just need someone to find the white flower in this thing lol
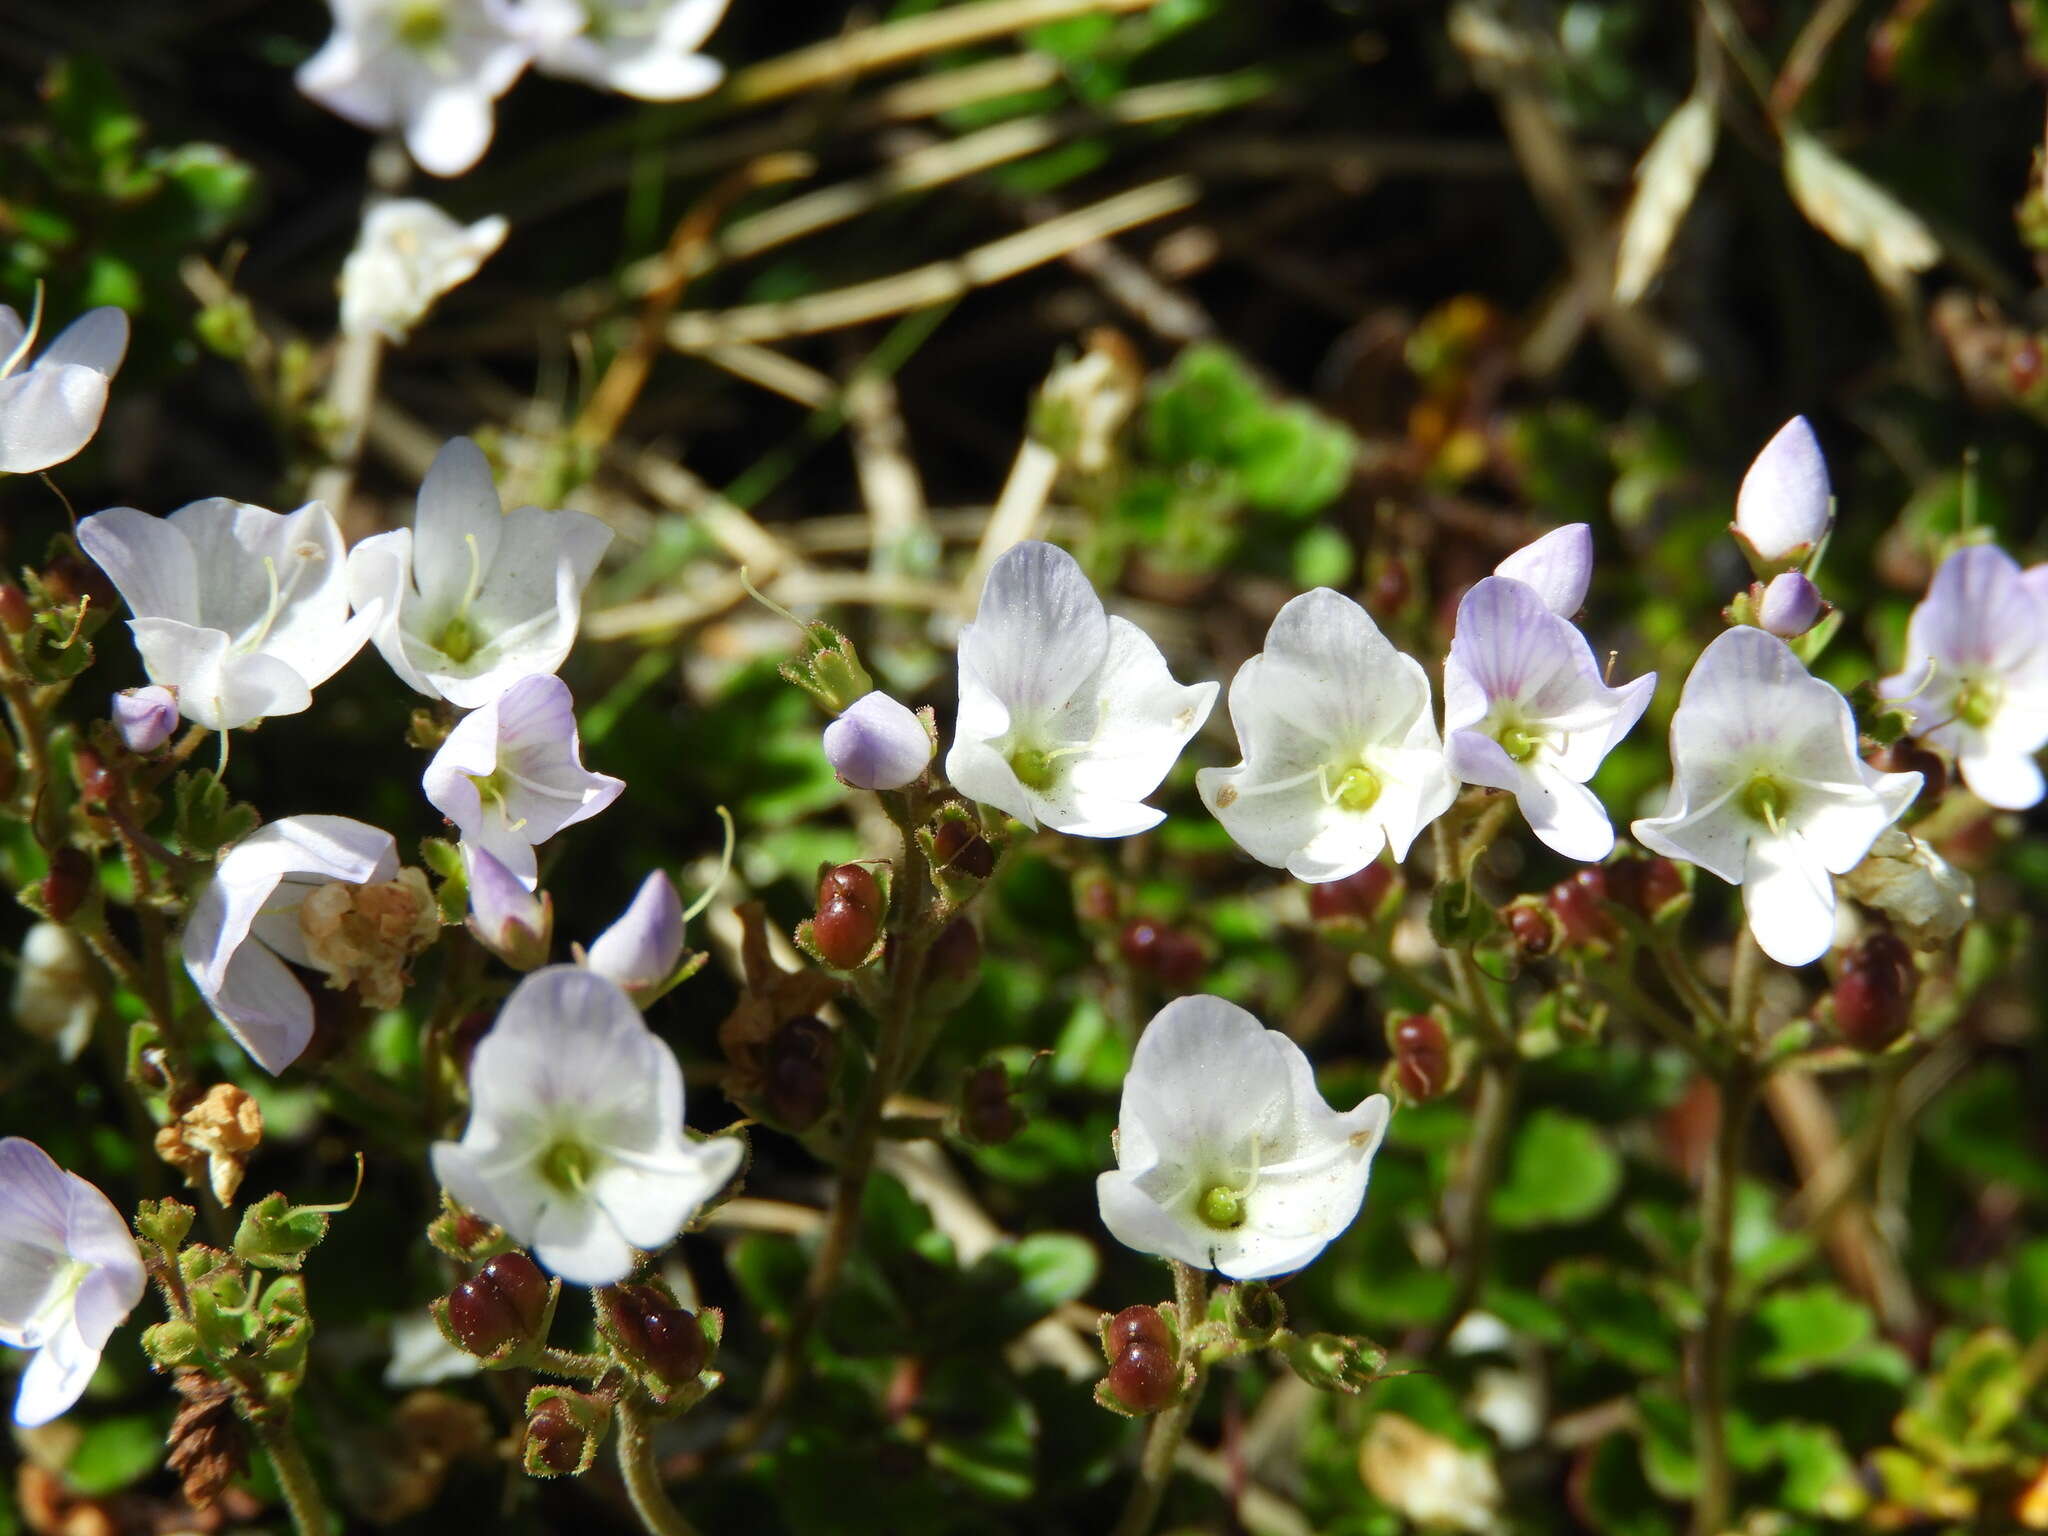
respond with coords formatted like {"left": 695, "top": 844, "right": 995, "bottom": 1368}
{"left": 946, "top": 541, "right": 1216, "bottom": 837}
{"left": 0, "top": 303, "right": 127, "bottom": 475}
{"left": 432, "top": 965, "right": 743, "bottom": 1285}
{"left": 346, "top": 437, "right": 612, "bottom": 707}
{"left": 296, "top": 0, "right": 532, "bottom": 177}
{"left": 341, "top": 199, "right": 509, "bottom": 343}
{"left": 1443, "top": 576, "right": 1654, "bottom": 862}
{"left": 512, "top": 0, "right": 729, "bottom": 99}
{"left": 1198, "top": 588, "right": 1455, "bottom": 882}
{"left": 182, "top": 815, "right": 413, "bottom": 1073}
{"left": 1734, "top": 416, "right": 1831, "bottom": 568}
{"left": 583, "top": 871, "right": 684, "bottom": 997}
{"left": 13, "top": 923, "right": 96, "bottom": 1061}
{"left": 423, "top": 673, "right": 622, "bottom": 888}
{"left": 824, "top": 690, "right": 932, "bottom": 790}
{"left": 1095, "top": 995, "right": 1391, "bottom": 1280}
{"left": 385, "top": 1309, "right": 481, "bottom": 1388}
{"left": 1492, "top": 523, "right": 1592, "bottom": 619}
{"left": 1632, "top": 627, "right": 1920, "bottom": 968}
{"left": 78, "top": 498, "right": 372, "bottom": 732}
{"left": 111, "top": 685, "right": 180, "bottom": 753}
{"left": 1878, "top": 544, "right": 2048, "bottom": 810}
{"left": 0, "top": 1138, "right": 145, "bottom": 1427}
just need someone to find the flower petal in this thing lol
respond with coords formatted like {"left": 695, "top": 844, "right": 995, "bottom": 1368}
{"left": 77, "top": 508, "right": 202, "bottom": 626}
{"left": 958, "top": 541, "right": 1109, "bottom": 728}
{"left": 0, "top": 364, "right": 109, "bottom": 473}
{"left": 1493, "top": 523, "right": 1592, "bottom": 618}
{"left": 1742, "top": 833, "right": 1837, "bottom": 967}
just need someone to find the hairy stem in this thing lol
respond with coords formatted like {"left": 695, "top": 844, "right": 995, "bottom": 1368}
{"left": 1111, "top": 1261, "right": 1210, "bottom": 1536}
{"left": 254, "top": 1414, "right": 330, "bottom": 1536}
{"left": 1692, "top": 1066, "right": 1754, "bottom": 1536}
{"left": 618, "top": 1396, "right": 703, "bottom": 1536}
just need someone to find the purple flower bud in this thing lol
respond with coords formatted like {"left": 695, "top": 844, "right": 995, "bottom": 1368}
{"left": 823, "top": 691, "right": 932, "bottom": 791}
{"left": 463, "top": 843, "right": 550, "bottom": 972}
{"left": 1735, "top": 417, "right": 1832, "bottom": 566}
{"left": 1493, "top": 523, "right": 1593, "bottom": 619}
{"left": 1757, "top": 571, "right": 1824, "bottom": 638}
{"left": 583, "top": 872, "right": 684, "bottom": 996}
{"left": 112, "top": 686, "right": 179, "bottom": 753}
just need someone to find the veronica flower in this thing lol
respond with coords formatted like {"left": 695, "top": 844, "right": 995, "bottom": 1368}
{"left": 346, "top": 437, "right": 612, "bottom": 707}
{"left": 183, "top": 815, "right": 438, "bottom": 1073}
{"left": 0, "top": 303, "right": 128, "bottom": 475}
{"left": 463, "top": 842, "right": 551, "bottom": 970}
{"left": 1096, "top": 995, "right": 1391, "bottom": 1280}
{"left": 823, "top": 690, "right": 932, "bottom": 791}
{"left": 0, "top": 1139, "right": 146, "bottom": 1427}
{"left": 341, "top": 199, "right": 509, "bottom": 342}
{"left": 432, "top": 965, "right": 743, "bottom": 1285}
{"left": 1878, "top": 544, "right": 2048, "bottom": 810}
{"left": 1733, "top": 417, "right": 1831, "bottom": 570}
{"left": 945, "top": 541, "right": 1216, "bottom": 837}
{"left": 296, "top": 0, "right": 532, "bottom": 177}
{"left": 512, "top": 0, "right": 729, "bottom": 99}
{"left": 1492, "top": 523, "right": 1593, "bottom": 619}
{"left": 1443, "top": 576, "right": 1654, "bottom": 862}
{"left": 423, "top": 673, "right": 623, "bottom": 889}
{"left": 78, "top": 499, "right": 372, "bottom": 732}
{"left": 582, "top": 871, "right": 684, "bottom": 997}
{"left": 112, "top": 685, "right": 179, "bottom": 753}
{"left": 1198, "top": 588, "right": 1455, "bottom": 882}
{"left": 1633, "top": 627, "right": 1920, "bottom": 967}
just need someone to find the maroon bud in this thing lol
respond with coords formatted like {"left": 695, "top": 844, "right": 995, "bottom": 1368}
{"left": 1154, "top": 930, "right": 1206, "bottom": 988}
{"left": 813, "top": 864, "right": 884, "bottom": 968}
{"left": 40, "top": 552, "right": 116, "bottom": 613}
{"left": 1393, "top": 1015, "right": 1450, "bottom": 1101}
{"left": 524, "top": 1399, "right": 587, "bottom": 1477}
{"left": 960, "top": 1064, "right": 1021, "bottom": 1145}
{"left": 1119, "top": 919, "right": 1167, "bottom": 970}
{"left": 607, "top": 1283, "right": 707, "bottom": 1385}
{"left": 1106, "top": 1305, "right": 1171, "bottom": 1357}
{"left": 765, "top": 1015, "right": 836, "bottom": 1130}
{"left": 1865, "top": 740, "right": 1947, "bottom": 813}
{"left": 0, "top": 584, "right": 30, "bottom": 636}
{"left": 73, "top": 746, "right": 115, "bottom": 806}
{"left": 1307, "top": 864, "right": 1397, "bottom": 926}
{"left": 1546, "top": 868, "right": 1614, "bottom": 948}
{"left": 446, "top": 1253, "right": 549, "bottom": 1357}
{"left": 1606, "top": 856, "right": 1685, "bottom": 919}
{"left": 453, "top": 1212, "right": 493, "bottom": 1251}
{"left": 926, "top": 917, "right": 981, "bottom": 989}
{"left": 1106, "top": 1342, "right": 1178, "bottom": 1414}
{"left": 40, "top": 847, "right": 92, "bottom": 921}
{"left": 1834, "top": 932, "right": 1915, "bottom": 1052}
{"left": 1502, "top": 901, "right": 1556, "bottom": 959}
{"left": 931, "top": 819, "right": 995, "bottom": 880}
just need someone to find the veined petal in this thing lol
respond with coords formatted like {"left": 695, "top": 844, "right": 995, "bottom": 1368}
{"left": 39, "top": 308, "right": 128, "bottom": 377}
{"left": 1958, "top": 749, "right": 2044, "bottom": 811}
{"left": 1742, "top": 833, "right": 1836, "bottom": 967}
{"left": 590, "top": 1135, "right": 741, "bottom": 1250}
{"left": 77, "top": 508, "right": 202, "bottom": 626}
{"left": 1493, "top": 523, "right": 1592, "bottom": 618}
{"left": 584, "top": 872, "right": 685, "bottom": 993}
{"left": 958, "top": 541, "right": 1110, "bottom": 728}
{"left": 0, "top": 364, "right": 109, "bottom": 474}
{"left": 413, "top": 438, "right": 508, "bottom": 619}
{"left": 1632, "top": 779, "right": 1748, "bottom": 887}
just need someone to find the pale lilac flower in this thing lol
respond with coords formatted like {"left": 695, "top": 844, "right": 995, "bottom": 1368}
{"left": 296, "top": 0, "right": 532, "bottom": 177}
{"left": 1198, "top": 589, "right": 1455, "bottom": 882}
{"left": 432, "top": 965, "right": 743, "bottom": 1285}
{"left": 112, "top": 686, "right": 179, "bottom": 753}
{"left": 946, "top": 541, "right": 1216, "bottom": 838}
{"left": 1733, "top": 416, "right": 1831, "bottom": 569}
{"left": 182, "top": 815, "right": 401, "bottom": 1073}
{"left": 1096, "top": 995, "right": 1391, "bottom": 1280}
{"left": 1879, "top": 544, "right": 2048, "bottom": 810}
{"left": 824, "top": 690, "right": 931, "bottom": 790}
{"left": 79, "top": 499, "right": 372, "bottom": 732}
{"left": 1633, "top": 628, "right": 1920, "bottom": 967}
{"left": 341, "top": 199, "right": 509, "bottom": 342}
{"left": 0, "top": 1139, "right": 145, "bottom": 1427}
{"left": 463, "top": 842, "right": 551, "bottom": 970}
{"left": 583, "top": 871, "right": 684, "bottom": 996}
{"left": 346, "top": 437, "right": 612, "bottom": 707}
{"left": 13, "top": 923, "right": 95, "bottom": 1061}
{"left": 423, "top": 673, "right": 623, "bottom": 889}
{"left": 1756, "top": 570, "right": 1823, "bottom": 638}
{"left": 1443, "top": 576, "right": 1654, "bottom": 862}
{"left": 0, "top": 304, "right": 127, "bottom": 475}
{"left": 1492, "top": 523, "right": 1592, "bottom": 619}
{"left": 512, "top": 0, "right": 729, "bottom": 99}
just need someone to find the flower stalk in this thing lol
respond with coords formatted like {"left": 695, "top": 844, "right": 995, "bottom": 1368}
{"left": 1110, "top": 1261, "right": 1210, "bottom": 1536}
{"left": 617, "top": 1394, "right": 703, "bottom": 1536}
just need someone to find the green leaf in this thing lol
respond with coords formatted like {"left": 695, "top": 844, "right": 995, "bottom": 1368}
{"left": 1895, "top": 1328, "right": 2027, "bottom": 1472}
{"left": 1551, "top": 1260, "right": 1680, "bottom": 1375}
{"left": 1770, "top": 1422, "right": 1866, "bottom": 1520}
{"left": 1233, "top": 405, "right": 1356, "bottom": 515}
{"left": 66, "top": 1413, "right": 165, "bottom": 1495}
{"left": 1581, "top": 1432, "right": 1679, "bottom": 1536}
{"left": 2005, "top": 1239, "right": 2048, "bottom": 1339}
{"left": 966, "top": 1233, "right": 1097, "bottom": 1342}
{"left": 1492, "top": 1109, "right": 1622, "bottom": 1230}
{"left": 922, "top": 1361, "right": 1038, "bottom": 1501}
{"left": 1747, "top": 1285, "right": 1874, "bottom": 1378}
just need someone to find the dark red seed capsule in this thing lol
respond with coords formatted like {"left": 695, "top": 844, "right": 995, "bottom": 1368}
{"left": 1503, "top": 902, "right": 1555, "bottom": 958}
{"left": 1393, "top": 1015, "right": 1450, "bottom": 1102}
{"left": 812, "top": 896, "right": 877, "bottom": 969}
{"left": 73, "top": 747, "right": 115, "bottom": 806}
{"left": 446, "top": 1252, "right": 549, "bottom": 1356}
{"left": 40, "top": 848, "right": 92, "bottom": 922}
{"left": 1834, "top": 932, "right": 1915, "bottom": 1052}
{"left": 765, "top": 1015, "right": 835, "bottom": 1130}
{"left": 1107, "top": 1342, "right": 1178, "bottom": 1414}
{"left": 1606, "top": 856, "right": 1685, "bottom": 919}
{"left": 1547, "top": 867, "right": 1613, "bottom": 948}
{"left": 931, "top": 819, "right": 995, "bottom": 879}
{"left": 926, "top": 917, "right": 981, "bottom": 989}
{"left": 1106, "top": 1305, "right": 1171, "bottom": 1357}
{"left": 608, "top": 1283, "right": 707, "bottom": 1384}
{"left": 0, "top": 585, "right": 30, "bottom": 636}
{"left": 1866, "top": 741, "right": 1947, "bottom": 812}
{"left": 1307, "top": 864, "right": 1396, "bottom": 925}
{"left": 525, "top": 1400, "right": 585, "bottom": 1476}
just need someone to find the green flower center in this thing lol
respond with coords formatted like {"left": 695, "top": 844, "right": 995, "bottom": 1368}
{"left": 1332, "top": 764, "right": 1382, "bottom": 813}
{"left": 539, "top": 1138, "right": 597, "bottom": 1194}
{"left": 394, "top": 0, "right": 447, "bottom": 49}
{"left": 1741, "top": 774, "right": 1790, "bottom": 830}
{"left": 1197, "top": 1184, "right": 1247, "bottom": 1230}
{"left": 437, "top": 612, "right": 480, "bottom": 664}
{"left": 1954, "top": 677, "right": 2000, "bottom": 730}
{"left": 1009, "top": 747, "right": 1057, "bottom": 791}
{"left": 1497, "top": 724, "right": 1540, "bottom": 763}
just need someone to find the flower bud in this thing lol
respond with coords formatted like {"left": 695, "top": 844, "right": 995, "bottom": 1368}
{"left": 1392, "top": 1015, "right": 1450, "bottom": 1102}
{"left": 823, "top": 690, "right": 932, "bottom": 790}
{"left": 1104, "top": 1341, "right": 1178, "bottom": 1414}
{"left": 1307, "top": 864, "right": 1398, "bottom": 927}
{"left": 1104, "top": 1304, "right": 1172, "bottom": 1358}
{"left": 1756, "top": 570, "right": 1824, "bottom": 638}
{"left": 1545, "top": 868, "right": 1614, "bottom": 948}
{"left": 463, "top": 844, "right": 550, "bottom": 972}
{"left": 603, "top": 1283, "right": 708, "bottom": 1388}
{"left": 959, "top": 1062, "right": 1022, "bottom": 1145}
{"left": 113, "top": 685, "right": 180, "bottom": 753}
{"left": 1833, "top": 931, "right": 1915, "bottom": 1051}
{"left": 931, "top": 818, "right": 996, "bottom": 880}
{"left": 523, "top": 1390, "right": 606, "bottom": 1478}
{"left": 1733, "top": 416, "right": 1831, "bottom": 569}
{"left": 1119, "top": 919, "right": 1205, "bottom": 988}
{"left": 782, "top": 621, "right": 875, "bottom": 715}
{"left": 40, "top": 848, "right": 93, "bottom": 922}
{"left": 813, "top": 864, "right": 884, "bottom": 970}
{"left": 584, "top": 871, "right": 684, "bottom": 996}
{"left": 1226, "top": 1281, "right": 1286, "bottom": 1345}
{"left": 764, "top": 1016, "right": 836, "bottom": 1130}
{"left": 0, "top": 584, "right": 30, "bottom": 636}
{"left": 1604, "top": 855, "right": 1687, "bottom": 921}
{"left": 72, "top": 746, "right": 114, "bottom": 806}
{"left": 444, "top": 1253, "right": 551, "bottom": 1359}
{"left": 1501, "top": 899, "right": 1557, "bottom": 959}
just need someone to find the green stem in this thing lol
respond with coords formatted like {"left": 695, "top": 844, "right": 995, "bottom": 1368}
{"left": 1692, "top": 1065, "right": 1754, "bottom": 1536}
{"left": 618, "top": 1395, "right": 703, "bottom": 1536}
{"left": 1111, "top": 1262, "right": 1210, "bottom": 1536}
{"left": 1436, "top": 1051, "right": 1519, "bottom": 1344}
{"left": 254, "top": 1414, "right": 330, "bottom": 1536}
{"left": 1650, "top": 933, "right": 1730, "bottom": 1038}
